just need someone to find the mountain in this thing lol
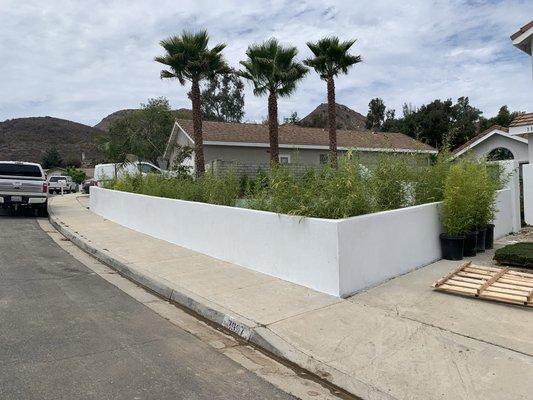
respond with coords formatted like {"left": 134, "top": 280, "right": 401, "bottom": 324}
{"left": 94, "top": 108, "right": 193, "bottom": 132}
{"left": 299, "top": 103, "right": 367, "bottom": 130}
{"left": 0, "top": 116, "right": 105, "bottom": 166}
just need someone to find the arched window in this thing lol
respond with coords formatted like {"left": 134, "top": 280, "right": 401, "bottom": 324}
{"left": 487, "top": 147, "right": 514, "bottom": 161}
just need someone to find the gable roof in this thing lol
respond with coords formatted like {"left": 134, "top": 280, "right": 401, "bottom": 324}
{"left": 511, "top": 21, "right": 533, "bottom": 41}
{"left": 451, "top": 125, "right": 527, "bottom": 158}
{"left": 168, "top": 119, "right": 437, "bottom": 155}
{"left": 510, "top": 112, "right": 533, "bottom": 127}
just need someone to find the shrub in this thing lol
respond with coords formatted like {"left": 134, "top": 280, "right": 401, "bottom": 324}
{"left": 66, "top": 167, "right": 86, "bottom": 184}
{"left": 441, "top": 158, "right": 486, "bottom": 236}
{"left": 369, "top": 154, "right": 412, "bottom": 211}
{"left": 413, "top": 150, "right": 452, "bottom": 204}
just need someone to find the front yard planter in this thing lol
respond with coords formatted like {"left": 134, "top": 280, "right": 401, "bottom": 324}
{"left": 440, "top": 234, "right": 465, "bottom": 260}
{"left": 476, "top": 228, "right": 487, "bottom": 253}
{"left": 463, "top": 231, "right": 478, "bottom": 257}
{"left": 485, "top": 224, "right": 495, "bottom": 249}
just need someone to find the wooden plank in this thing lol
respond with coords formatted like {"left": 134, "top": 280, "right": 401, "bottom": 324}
{"left": 433, "top": 262, "right": 470, "bottom": 287}
{"left": 477, "top": 267, "right": 508, "bottom": 296}
{"left": 526, "top": 288, "right": 533, "bottom": 304}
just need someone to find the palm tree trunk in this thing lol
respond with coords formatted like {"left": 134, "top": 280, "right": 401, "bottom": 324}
{"left": 268, "top": 91, "right": 279, "bottom": 165}
{"left": 327, "top": 76, "right": 337, "bottom": 168}
{"left": 191, "top": 79, "right": 205, "bottom": 177}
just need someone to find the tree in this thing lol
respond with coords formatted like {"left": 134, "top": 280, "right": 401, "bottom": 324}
{"left": 366, "top": 98, "right": 386, "bottom": 129}
{"left": 103, "top": 97, "right": 174, "bottom": 165}
{"left": 447, "top": 96, "right": 482, "bottom": 149}
{"left": 155, "top": 30, "right": 229, "bottom": 176}
{"left": 239, "top": 38, "right": 308, "bottom": 164}
{"left": 195, "top": 74, "right": 245, "bottom": 122}
{"left": 479, "top": 105, "right": 521, "bottom": 131}
{"left": 41, "top": 147, "right": 63, "bottom": 169}
{"left": 304, "top": 37, "right": 361, "bottom": 167}
{"left": 284, "top": 111, "right": 300, "bottom": 124}
{"left": 66, "top": 167, "right": 86, "bottom": 184}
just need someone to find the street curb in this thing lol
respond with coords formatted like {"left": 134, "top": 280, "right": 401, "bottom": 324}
{"left": 48, "top": 201, "right": 393, "bottom": 400}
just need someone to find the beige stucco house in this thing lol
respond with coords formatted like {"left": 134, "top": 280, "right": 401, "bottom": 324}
{"left": 163, "top": 119, "right": 437, "bottom": 173}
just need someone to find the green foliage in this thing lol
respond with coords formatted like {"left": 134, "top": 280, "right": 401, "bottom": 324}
{"left": 303, "top": 37, "right": 362, "bottom": 80}
{"left": 479, "top": 105, "right": 521, "bottom": 131}
{"left": 41, "top": 147, "right": 63, "bottom": 169}
{"left": 169, "top": 145, "right": 193, "bottom": 177}
{"left": 494, "top": 242, "right": 533, "bottom": 268}
{"left": 66, "top": 167, "right": 86, "bottom": 184}
{"left": 413, "top": 151, "right": 452, "bottom": 204}
{"left": 103, "top": 97, "right": 174, "bottom": 164}
{"left": 369, "top": 154, "right": 413, "bottom": 211}
{"left": 250, "top": 155, "right": 373, "bottom": 219}
{"left": 155, "top": 30, "right": 230, "bottom": 84}
{"left": 239, "top": 38, "right": 308, "bottom": 98}
{"left": 441, "top": 158, "right": 500, "bottom": 236}
{"left": 365, "top": 98, "right": 386, "bottom": 129}
{"left": 196, "top": 74, "right": 245, "bottom": 122}
{"left": 113, "top": 170, "right": 240, "bottom": 207}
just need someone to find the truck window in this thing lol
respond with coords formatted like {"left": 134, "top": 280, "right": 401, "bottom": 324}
{"left": 0, "top": 163, "right": 42, "bottom": 177}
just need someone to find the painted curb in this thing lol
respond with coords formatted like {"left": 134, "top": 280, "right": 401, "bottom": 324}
{"left": 48, "top": 200, "right": 392, "bottom": 400}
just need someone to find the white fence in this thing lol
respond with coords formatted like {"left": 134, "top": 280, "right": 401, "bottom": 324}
{"left": 90, "top": 161, "right": 520, "bottom": 297}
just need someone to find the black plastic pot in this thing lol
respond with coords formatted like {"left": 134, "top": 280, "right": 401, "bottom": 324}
{"left": 476, "top": 228, "right": 487, "bottom": 253}
{"left": 440, "top": 234, "right": 465, "bottom": 260}
{"left": 464, "top": 231, "right": 478, "bottom": 257}
{"left": 485, "top": 224, "right": 495, "bottom": 250}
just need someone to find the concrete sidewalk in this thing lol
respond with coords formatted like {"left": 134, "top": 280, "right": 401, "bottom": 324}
{"left": 49, "top": 194, "right": 533, "bottom": 400}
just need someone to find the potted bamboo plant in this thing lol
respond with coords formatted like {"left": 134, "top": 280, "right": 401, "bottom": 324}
{"left": 440, "top": 161, "right": 475, "bottom": 260}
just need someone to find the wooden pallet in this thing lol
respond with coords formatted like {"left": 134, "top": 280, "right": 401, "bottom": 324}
{"left": 432, "top": 262, "right": 533, "bottom": 307}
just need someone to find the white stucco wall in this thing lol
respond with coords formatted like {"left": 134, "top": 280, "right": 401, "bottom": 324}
{"left": 458, "top": 133, "right": 529, "bottom": 163}
{"left": 91, "top": 162, "right": 519, "bottom": 297}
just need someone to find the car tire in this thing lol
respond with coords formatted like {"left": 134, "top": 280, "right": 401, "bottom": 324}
{"left": 37, "top": 204, "right": 48, "bottom": 217}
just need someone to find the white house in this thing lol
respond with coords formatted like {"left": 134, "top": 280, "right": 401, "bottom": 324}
{"left": 451, "top": 115, "right": 533, "bottom": 163}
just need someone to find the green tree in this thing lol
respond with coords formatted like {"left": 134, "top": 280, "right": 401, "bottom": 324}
{"left": 447, "top": 96, "right": 482, "bottom": 149}
{"left": 103, "top": 97, "right": 174, "bottom": 165}
{"left": 366, "top": 98, "right": 386, "bottom": 129}
{"left": 41, "top": 147, "right": 63, "bottom": 169}
{"left": 155, "top": 30, "right": 229, "bottom": 176}
{"left": 479, "top": 105, "right": 521, "bottom": 131}
{"left": 195, "top": 74, "right": 245, "bottom": 122}
{"left": 304, "top": 37, "right": 361, "bottom": 167}
{"left": 239, "top": 38, "right": 308, "bottom": 164}
{"left": 66, "top": 167, "right": 86, "bottom": 184}
{"left": 283, "top": 111, "right": 300, "bottom": 124}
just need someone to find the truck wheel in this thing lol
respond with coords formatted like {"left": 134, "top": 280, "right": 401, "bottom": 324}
{"left": 37, "top": 205, "right": 48, "bottom": 217}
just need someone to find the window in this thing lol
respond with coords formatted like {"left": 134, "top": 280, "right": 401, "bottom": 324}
{"left": 319, "top": 154, "right": 329, "bottom": 165}
{"left": 0, "top": 163, "right": 42, "bottom": 177}
{"left": 140, "top": 163, "right": 160, "bottom": 173}
{"left": 279, "top": 154, "right": 291, "bottom": 164}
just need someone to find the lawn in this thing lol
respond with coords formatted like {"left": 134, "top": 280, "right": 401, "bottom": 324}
{"left": 494, "top": 242, "right": 533, "bottom": 269}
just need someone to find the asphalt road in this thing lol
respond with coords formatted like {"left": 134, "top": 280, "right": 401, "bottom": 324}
{"left": 0, "top": 214, "right": 295, "bottom": 400}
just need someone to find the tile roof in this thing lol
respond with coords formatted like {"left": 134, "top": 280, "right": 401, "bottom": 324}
{"left": 175, "top": 119, "right": 437, "bottom": 153}
{"left": 452, "top": 125, "right": 508, "bottom": 155}
{"left": 509, "top": 112, "right": 533, "bottom": 127}
{"left": 511, "top": 21, "right": 533, "bottom": 40}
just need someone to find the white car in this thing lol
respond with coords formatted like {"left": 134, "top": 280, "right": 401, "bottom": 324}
{"left": 47, "top": 175, "right": 76, "bottom": 194}
{"left": 93, "top": 161, "right": 162, "bottom": 183}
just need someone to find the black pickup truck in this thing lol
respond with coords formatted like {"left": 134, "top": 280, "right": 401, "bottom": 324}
{"left": 0, "top": 161, "right": 48, "bottom": 216}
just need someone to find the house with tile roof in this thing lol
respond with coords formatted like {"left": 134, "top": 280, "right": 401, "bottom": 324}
{"left": 451, "top": 113, "right": 533, "bottom": 163}
{"left": 511, "top": 20, "right": 533, "bottom": 79}
{"left": 163, "top": 119, "right": 437, "bottom": 173}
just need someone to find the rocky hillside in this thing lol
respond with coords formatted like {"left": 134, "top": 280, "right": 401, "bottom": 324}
{"left": 95, "top": 108, "right": 192, "bottom": 131}
{"left": 299, "top": 103, "right": 367, "bottom": 130}
{"left": 0, "top": 116, "right": 105, "bottom": 165}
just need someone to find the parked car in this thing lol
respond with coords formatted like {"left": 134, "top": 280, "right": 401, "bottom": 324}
{"left": 93, "top": 161, "right": 162, "bottom": 183}
{"left": 0, "top": 161, "right": 48, "bottom": 216}
{"left": 47, "top": 175, "right": 76, "bottom": 194}
{"left": 82, "top": 179, "right": 98, "bottom": 194}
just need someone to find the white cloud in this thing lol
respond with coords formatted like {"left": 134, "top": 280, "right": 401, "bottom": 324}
{"left": 0, "top": 0, "right": 531, "bottom": 126}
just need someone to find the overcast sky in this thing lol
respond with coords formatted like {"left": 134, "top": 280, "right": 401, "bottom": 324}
{"left": 0, "top": 0, "right": 531, "bottom": 126}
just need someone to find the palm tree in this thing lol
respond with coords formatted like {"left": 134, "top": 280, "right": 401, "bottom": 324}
{"left": 155, "top": 30, "right": 229, "bottom": 176}
{"left": 239, "top": 38, "right": 308, "bottom": 164}
{"left": 304, "top": 37, "right": 362, "bottom": 167}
